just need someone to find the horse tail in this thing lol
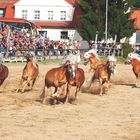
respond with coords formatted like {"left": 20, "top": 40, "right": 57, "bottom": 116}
{"left": 36, "top": 84, "right": 45, "bottom": 103}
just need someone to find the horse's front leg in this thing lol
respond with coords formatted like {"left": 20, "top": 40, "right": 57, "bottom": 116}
{"left": 65, "top": 83, "right": 71, "bottom": 103}
{"left": 75, "top": 86, "right": 80, "bottom": 100}
{"left": 16, "top": 78, "right": 24, "bottom": 93}
{"left": 21, "top": 78, "right": 31, "bottom": 93}
{"left": 29, "top": 79, "right": 34, "bottom": 90}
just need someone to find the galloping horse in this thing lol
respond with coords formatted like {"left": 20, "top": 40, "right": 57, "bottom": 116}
{"left": 87, "top": 55, "right": 117, "bottom": 96}
{"left": 66, "top": 65, "right": 85, "bottom": 102}
{"left": 0, "top": 53, "right": 9, "bottom": 87}
{"left": 0, "top": 64, "right": 9, "bottom": 86}
{"left": 36, "top": 61, "right": 85, "bottom": 103}
{"left": 16, "top": 53, "right": 39, "bottom": 93}
{"left": 125, "top": 52, "right": 140, "bottom": 87}
{"left": 37, "top": 52, "right": 85, "bottom": 103}
{"left": 84, "top": 49, "right": 106, "bottom": 72}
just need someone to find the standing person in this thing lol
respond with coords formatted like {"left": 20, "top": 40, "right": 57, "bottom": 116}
{"left": 135, "top": 45, "right": 140, "bottom": 56}
{"left": 74, "top": 40, "right": 80, "bottom": 50}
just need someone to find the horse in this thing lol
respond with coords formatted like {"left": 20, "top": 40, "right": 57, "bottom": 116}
{"left": 36, "top": 60, "right": 85, "bottom": 103}
{"left": 0, "top": 64, "right": 9, "bottom": 86}
{"left": 16, "top": 53, "right": 39, "bottom": 93}
{"left": 87, "top": 56, "right": 117, "bottom": 96}
{"left": 125, "top": 52, "right": 140, "bottom": 87}
{"left": 83, "top": 49, "right": 106, "bottom": 72}
{"left": 0, "top": 53, "right": 9, "bottom": 87}
{"left": 66, "top": 66, "right": 85, "bottom": 102}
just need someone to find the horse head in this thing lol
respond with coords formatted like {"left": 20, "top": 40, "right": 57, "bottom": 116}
{"left": 65, "top": 60, "right": 77, "bottom": 78}
{"left": 107, "top": 55, "right": 117, "bottom": 74}
{"left": 83, "top": 49, "right": 99, "bottom": 65}
{"left": 84, "top": 49, "right": 99, "bottom": 59}
{"left": 25, "top": 52, "right": 34, "bottom": 61}
{"left": 125, "top": 52, "right": 140, "bottom": 64}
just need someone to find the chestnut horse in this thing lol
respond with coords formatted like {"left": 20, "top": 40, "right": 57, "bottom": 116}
{"left": 66, "top": 66, "right": 85, "bottom": 102}
{"left": 16, "top": 53, "right": 39, "bottom": 93}
{"left": 87, "top": 56, "right": 116, "bottom": 96}
{"left": 126, "top": 52, "right": 140, "bottom": 87}
{"left": 0, "top": 64, "right": 9, "bottom": 86}
{"left": 36, "top": 61, "right": 85, "bottom": 103}
{"left": 84, "top": 49, "right": 106, "bottom": 72}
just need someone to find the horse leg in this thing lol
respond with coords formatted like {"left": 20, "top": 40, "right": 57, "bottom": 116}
{"left": 99, "top": 78, "right": 103, "bottom": 96}
{"left": 51, "top": 87, "right": 58, "bottom": 97}
{"left": 36, "top": 84, "right": 46, "bottom": 103}
{"left": 16, "top": 79, "right": 24, "bottom": 93}
{"left": 21, "top": 78, "right": 31, "bottom": 93}
{"left": 75, "top": 86, "right": 79, "bottom": 100}
{"left": 136, "top": 76, "right": 140, "bottom": 87}
{"left": 65, "top": 83, "right": 71, "bottom": 103}
{"left": 60, "top": 84, "right": 66, "bottom": 96}
{"left": 30, "top": 79, "right": 36, "bottom": 90}
{"left": 20, "top": 80, "right": 28, "bottom": 93}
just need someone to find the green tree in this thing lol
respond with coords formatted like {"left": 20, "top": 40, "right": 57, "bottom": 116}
{"left": 134, "top": 0, "right": 140, "bottom": 8}
{"left": 78, "top": 0, "right": 136, "bottom": 47}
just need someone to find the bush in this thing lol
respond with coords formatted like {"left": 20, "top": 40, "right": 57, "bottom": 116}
{"left": 122, "top": 43, "right": 133, "bottom": 58}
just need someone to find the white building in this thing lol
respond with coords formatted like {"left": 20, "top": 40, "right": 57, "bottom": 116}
{"left": 14, "top": 0, "right": 83, "bottom": 42}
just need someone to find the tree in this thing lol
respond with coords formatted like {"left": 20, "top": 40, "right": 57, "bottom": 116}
{"left": 134, "top": 0, "right": 140, "bottom": 8}
{"left": 77, "top": 0, "right": 136, "bottom": 47}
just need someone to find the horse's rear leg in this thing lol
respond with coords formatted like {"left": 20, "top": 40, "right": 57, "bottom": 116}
{"left": 99, "top": 79, "right": 103, "bottom": 96}
{"left": 136, "top": 77, "right": 140, "bottom": 87}
{"left": 36, "top": 84, "right": 46, "bottom": 103}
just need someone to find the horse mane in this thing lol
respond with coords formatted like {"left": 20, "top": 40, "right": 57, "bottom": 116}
{"left": 128, "top": 52, "right": 140, "bottom": 61}
{"left": 84, "top": 49, "right": 100, "bottom": 60}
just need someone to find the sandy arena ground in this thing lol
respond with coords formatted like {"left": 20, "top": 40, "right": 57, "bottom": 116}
{"left": 0, "top": 62, "right": 140, "bottom": 140}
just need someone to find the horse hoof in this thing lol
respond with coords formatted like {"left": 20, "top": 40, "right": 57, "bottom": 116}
{"left": 99, "top": 93, "right": 103, "bottom": 96}
{"left": 21, "top": 90, "right": 24, "bottom": 93}
{"left": 135, "top": 82, "right": 140, "bottom": 87}
{"left": 35, "top": 98, "right": 44, "bottom": 103}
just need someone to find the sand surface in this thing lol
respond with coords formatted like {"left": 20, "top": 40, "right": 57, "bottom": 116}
{"left": 0, "top": 62, "right": 140, "bottom": 140}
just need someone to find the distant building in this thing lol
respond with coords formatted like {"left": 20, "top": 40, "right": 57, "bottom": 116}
{"left": 0, "top": 0, "right": 140, "bottom": 47}
{"left": 129, "top": 9, "right": 140, "bottom": 45}
{"left": 0, "top": 0, "right": 83, "bottom": 42}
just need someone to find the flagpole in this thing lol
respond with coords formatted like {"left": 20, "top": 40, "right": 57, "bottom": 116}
{"left": 105, "top": 0, "right": 108, "bottom": 44}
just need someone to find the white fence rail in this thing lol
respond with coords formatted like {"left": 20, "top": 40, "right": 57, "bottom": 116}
{"left": 0, "top": 48, "right": 123, "bottom": 63}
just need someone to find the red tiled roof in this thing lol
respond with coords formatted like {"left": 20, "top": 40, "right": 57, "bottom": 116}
{"left": 34, "top": 21, "right": 74, "bottom": 28}
{"left": 0, "top": 0, "right": 19, "bottom": 4}
{"left": 66, "top": 0, "right": 80, "bottom": 5}
{"left": 130, "top": 9, "right": 140, "bottom": 32}
{"left": 0, "top": 0, "right": 19, "bottom": 18}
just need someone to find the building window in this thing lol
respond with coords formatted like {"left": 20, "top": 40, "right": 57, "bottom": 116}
{"left": 21, "top": 10, "right": 28, "bottom": 19}
{"left": 34, "top": 10, "right": 40, "bottom": 19}
{"left": 0, "top": 9, "right": 4, "bottom": 17}
{"left": 60, "top": 11, "right": 66, "bottom": 21}
{"left": 61, "top": 31, "right": 68, "bottom": 39}
{"left": 47, "top": 11, "right": 53, "bottom": 20}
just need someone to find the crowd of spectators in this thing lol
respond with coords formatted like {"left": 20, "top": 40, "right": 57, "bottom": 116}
{"left": 0, "top": 23, "right": 81, "bottom": 58}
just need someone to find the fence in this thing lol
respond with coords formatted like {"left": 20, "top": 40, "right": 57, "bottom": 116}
{"left": 0, "top": 48, "right": 123, "bottom": 63}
